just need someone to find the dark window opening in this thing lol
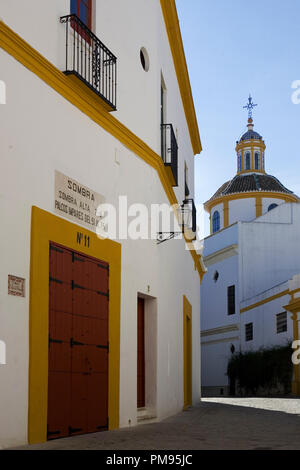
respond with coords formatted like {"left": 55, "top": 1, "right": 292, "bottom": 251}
{"left": 212, "top": 211, "right": 220, "bottom": 233}
{"left": 245, "top": 322, "right": 253, "bottom": 342}
{"left": 140, "top": 50, "right": 145, "bottom": 69}
{"left": 140, "top": 48, "right": 149, "bottom": 72}
{"left": 268, "top": 203, "right": 278, "bottom": 212}
{"left": 245, "top": 152, "right": 251, "bottom": 170}
{"left": 276, "top": 312, "right": 287, "bottom": 334}
{"left": 227, "top": 285, "right": 235, "bottom": 315}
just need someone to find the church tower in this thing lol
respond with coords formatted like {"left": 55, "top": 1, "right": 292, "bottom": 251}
{"left": 204, "top": 96, "right": 299, "bottom": 234}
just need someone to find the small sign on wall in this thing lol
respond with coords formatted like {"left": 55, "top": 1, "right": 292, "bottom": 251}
{"left": 54, "top": 170, "right": 105, "bottom": 232}
{"left": 8, "top": 275, "right": 25, "bottom": 297}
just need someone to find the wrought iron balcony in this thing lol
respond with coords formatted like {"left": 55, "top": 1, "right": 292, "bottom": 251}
{"left": 182, "top": 198, "right": 196, "bottom": 240}
{"left": 161, "top": 123, "right": 178, "bottom": 187}
{"left": 185, "top": 180, "right": 190, "bottom": 198}
{"left": 60, "top": 14, "right": 117, "bottom": 111}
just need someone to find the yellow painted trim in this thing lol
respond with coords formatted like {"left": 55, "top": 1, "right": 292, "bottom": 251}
{"left": 0, "top": 20, "right": 205, "bottom": 281}
{"left": 223, "top": 200, "right": 229, "bottom": 228}
{"left": 283, "top": 298, "right": 300, "bottom": 316}
{"left": 183, "top": 295, "right": 192, "bottom": 409}
{"left": 28, "top": 207, "right": 121, "bottom": 444}
{"left": 235, "top": 140, "right": 266, "bottom": 153}
{"left": 240, "top": 289, "right": 289, "bottom": 314}
{"left": 160, "top": 0, "right": 202, "bottom": 155}
{"left": 205, "top": 191, "right": 298, "bottom": 213}
{"left": 256, "top": 196, "right": 262, "bottom": 218}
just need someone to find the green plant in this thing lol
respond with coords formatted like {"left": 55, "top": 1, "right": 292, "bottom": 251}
{"left": 227, "top": 343, "right": 293, "bottom": 395}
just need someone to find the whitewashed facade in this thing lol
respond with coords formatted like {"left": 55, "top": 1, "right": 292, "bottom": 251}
{"left": 0, "top": 0, "right": 204, "bottom": 448}
{"left": 201, "top": 117, "right": 299, "bottom": 396}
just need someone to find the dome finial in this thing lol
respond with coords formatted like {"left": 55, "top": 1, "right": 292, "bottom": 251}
{"left": 243, "top": 94, "right": 257, "bottom": 120}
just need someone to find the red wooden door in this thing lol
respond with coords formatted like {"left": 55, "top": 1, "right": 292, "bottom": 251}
{"left": 48, "top": 243, "right": 109, "bottom": 440}
{"left": 137, "top": 298, "right": 145, "bottom": 408}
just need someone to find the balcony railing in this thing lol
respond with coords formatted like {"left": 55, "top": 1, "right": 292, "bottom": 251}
{"left": 185, "top": 180, "right": 190, "bottom": 197}
{"left": 182, "top": 198, "right": 197, "bottom": 239}
{"left": 161, "top": 123, "right": 178, "bottom": 187}
{"left": 60, "top": 14, "right": 117, "bottom": 110}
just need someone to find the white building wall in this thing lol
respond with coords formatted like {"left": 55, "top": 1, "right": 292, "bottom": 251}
{"left": 201, "top": 255, "right": 239, "bottom": 332}
{"left": 201, "top": 339, "right": 239, "bottom": 393}
{"left": 201, "top": 223, "right": 240, "bottom": 392}
{"left": 261, "top": 197, "right": 286, "bottom": 216}
{"left": 240, "top": 283, "right": 292, "bottom": 352}
{"left": 228, "top": 197, "right": 256, "bottom": 225}
{"left": 240, "top": 203, "right": 300, "bottom": 301}
{"left": 0, "top": 0, "right": 195, "bottom": 205}
{"left": 0, "top": 1, "right": 201, "bottom": 448}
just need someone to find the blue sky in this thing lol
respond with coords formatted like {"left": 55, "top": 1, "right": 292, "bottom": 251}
{"left": 176, "top": 0, "right": 300, "bottom": 237}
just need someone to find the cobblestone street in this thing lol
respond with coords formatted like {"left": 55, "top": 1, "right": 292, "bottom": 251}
{"left": 14, "top": 398, "right": 300, "bottom": 450}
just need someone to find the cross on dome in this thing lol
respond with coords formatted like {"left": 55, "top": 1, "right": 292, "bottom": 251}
{"left": 243, "top": 94, "right": 257, "bottom": 119}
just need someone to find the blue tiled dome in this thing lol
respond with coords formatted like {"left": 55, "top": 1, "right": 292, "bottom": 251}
{"left": 240, "top": 130, "right": 262, "bottom": 141}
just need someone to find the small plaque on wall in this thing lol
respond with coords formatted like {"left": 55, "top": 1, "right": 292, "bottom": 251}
{"left": 8, "top": 275, "right": 25, "bottom": 297}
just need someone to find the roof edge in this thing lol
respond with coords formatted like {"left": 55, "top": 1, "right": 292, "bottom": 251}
{"left": 160, "top": 0, "right": 202, "bottom": 155}
{"left": 204, "top": 191, "right": 299, "bottom": 212}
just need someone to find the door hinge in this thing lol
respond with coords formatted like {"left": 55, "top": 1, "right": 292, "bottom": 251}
{"left": 47, "top": 426, "right": 61, "bottom": 438}
{"left": 71, "top": 280, "right": 86, "bottom": 291}
{"left": 96, "top": 342, "right": 109, "bottom": 352}
{"left": 96, "top": 418, "right": 109, "bottom": 431}
{"left": 49, "top": 276, "right": 63, "bottom": 285}
{"left": 50, "top": 245, "right": 64, "bottom": 254}
{"left": 49, "top": 336, "right": 63, "bottom": 345}
{"left": 97, "top": 290, "right": 109, "bottom": 299}
{"left": 68, "top": 426, "right": 83, "bottom": 435}
{"left": 70, "top": 337, "right": 85, "bottom": 347}
{"left": 97, "top": 262, "right": 109, "bottom": 272}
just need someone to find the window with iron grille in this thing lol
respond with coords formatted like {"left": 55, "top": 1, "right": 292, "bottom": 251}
{"left": 276, "top": 312, "right": 287, "bottom": 334}
{"left": 245, "top": 322, "right": 253, "bottom": 342}
{"left": 227, "top": 285, "right": 235, "bottom": 315}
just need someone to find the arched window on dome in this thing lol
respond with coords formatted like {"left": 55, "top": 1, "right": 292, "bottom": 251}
{"left": 238, "top": 154, "right": 242, "bottom": 172}
{"left": 212, "top": 211, "right": 220, "bottom": 233}
{"left": 245, "top": 152, "right": 251, "bottom": 170}
{"left": 255, "top": 152, "right": 260, "bottom": 170}
{"left": 268, "top": 203, "right": 278, "bottom": 212}
{"left": 262, "top": 152, "right": 265, "bottom": 170}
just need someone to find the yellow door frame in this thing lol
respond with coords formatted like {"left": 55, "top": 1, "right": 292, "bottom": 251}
{"left": 183, "top": 295, "right": 192, "bottom": 409}
{"left": 28, "top": 206, "right": 121, "bottom": 444}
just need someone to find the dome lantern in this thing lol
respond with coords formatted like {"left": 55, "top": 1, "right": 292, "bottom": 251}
{"left": 236, "top": 96, "right": 266, "bottom": 174}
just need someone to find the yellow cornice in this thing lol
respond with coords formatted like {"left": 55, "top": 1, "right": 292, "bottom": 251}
{"left": 160, "top": 0, "right": 202, "bottom": 155}
{"left": 283, "top": 298, "right": 300, "bottom": 315}
{"left": 241, "top": 289, "right": 290, "bottom": 314}
{"left": 236, "top": 140, "right": 265, "bottom": 150}
{"left": 0, "top": 20, "right": 205, "bottom": 280}
{"left": 204, "top": 191, "right": 299, "bottom": 213}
